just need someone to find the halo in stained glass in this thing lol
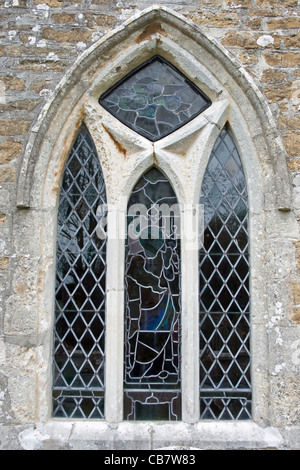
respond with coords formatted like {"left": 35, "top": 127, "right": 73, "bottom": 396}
{"left": 99, "top": 56, "right": 211, "bottom": 142}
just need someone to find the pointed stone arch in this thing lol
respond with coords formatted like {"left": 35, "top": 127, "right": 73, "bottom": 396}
{"left": 16, "top": 5, "right": 291, "bottom": 211}
{"left": 9, "top": 5, "right": 298, "bottom": 447}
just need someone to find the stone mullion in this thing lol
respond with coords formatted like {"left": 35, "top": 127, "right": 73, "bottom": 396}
{"left": 104, "top": 205, "right": 126, "bottom": 423}
{"left": 181, "top": 205, "right": 200, "bottom": 424}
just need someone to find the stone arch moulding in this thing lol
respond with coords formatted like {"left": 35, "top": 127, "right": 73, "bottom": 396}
{"left": 16, "top": 5, "right": 292, "bottom": 212}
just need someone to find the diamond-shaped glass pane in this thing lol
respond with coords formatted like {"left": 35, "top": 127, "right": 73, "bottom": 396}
{"left": 53, "top": 125, "right": 107, "bottom": 419}
{"left": 99, "top": 55, "right": 211, "bottom": 141}
{"left": 199, "top": 127, "right": 251, "bottom": 420}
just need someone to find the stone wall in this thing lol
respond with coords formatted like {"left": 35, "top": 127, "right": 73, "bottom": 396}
{"left": 0, "top": 0, "right": 299, "bottom": 450}
{"left": 1, "top": 1, "right": 300, "bottom": 178}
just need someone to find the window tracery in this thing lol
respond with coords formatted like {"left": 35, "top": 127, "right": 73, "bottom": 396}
{"left": 53, "top": 59, "right": 251, "bottom": 422}
{"left": 99, "top": 55, "right": 211, "bottom": 142}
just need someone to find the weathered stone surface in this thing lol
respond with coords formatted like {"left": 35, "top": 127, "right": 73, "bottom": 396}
{"left": 288, "top": 157, "right": 300, "bottom": 172}
{"left": 33, "top": 0, "right": 63, "bottom": 6}
{"left": 0, "top": 257, "right": 9, "bottom": 270}
{"left": 0, "top": 99, "right": 41, "bottom": 112}
{"left": 0, "top": 141, "right": 22, "bottom": 164}
{"left": 90, "top": 0, "right": 116, "bottom": 5}
{"left": 0, "top": 1, "right": 299, "bottom": 451}
{"left": 41, "top": 27, "right": 93, "bottom": 43}
{"left": 84, "top": 13, "right": 117, "bottom": 27}
{"left": 1, "top": 76, "right": 25, "bottom": 91}
{"left": 222, "top": 31, "right": 281, "bottom": 49}
{"left": 224, "top": 0, "right": 251, "bottom": 6}
{"left": 264, "top": 81, "right": 296, "bottom": 102}
{"left": 283, "top": 132, "right": 300, "bottom": 156}
{"left": 283, "top": 33, "right": 300, "bottom": 48}
{"left": 51, "top": 13, "right": 77, "bottom": 24}
{"left": 189, "top": 12, "right": 239, "bottom": 27}
{"left": 14, "top": 421, "right": 289, "bottom": 450}
{"left": 256, "top": 0, "right": 298, "bottom": 7}
{"left": 0, "top": 211, "right": 7, "bottom": 225}
{"left": 0, "top": 120, "right": 31, "bottom": 136}
{"left": 264, "top": 52, "right": 300, "bottom": 66}
{"left": 261, "top": 69, "right": 288, "bottom": 83}
{"left": 291, "top": 307, "right": 300, "bottom": 323}
{"left": 0, "top": 166, "right": 16, "bottom": 183}
{"left": 278, "top": 114, "right": 300, "bottom": 130}
{"left": 267, "top": 17, "right": 300, "bottom": 30}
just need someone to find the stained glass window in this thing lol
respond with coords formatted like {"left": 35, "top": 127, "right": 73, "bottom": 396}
{"left": 199, "top": 128, "right": 251, "bottom": 420}
{"left": 52, "top": 125, "right": 107, "bottom": 419}
{"left": 99, "top": 56, "right": 211, "bottom": 142}
{"left": 124, "top": 168, "right": 181, "bottom": 420}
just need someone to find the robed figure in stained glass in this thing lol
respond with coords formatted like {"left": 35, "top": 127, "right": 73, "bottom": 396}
{"left": 124, "top": 168, "right": 182, "bottom": 421}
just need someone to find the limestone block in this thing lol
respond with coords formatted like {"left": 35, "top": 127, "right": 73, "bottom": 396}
{"left": 4, "top": 257, "right": 40, "bottom": 336}
{"left": 270, "top": 375, "right": 300, "bottom": 427}
{"left": 8, "top": 374, "right": 36, "bottom": 422}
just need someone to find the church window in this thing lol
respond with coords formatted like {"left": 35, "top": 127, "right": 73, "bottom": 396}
{"left": 199, "top": 128, "right": 251, "bottom": 420}
{"left": 123, "top": 168, "right": 181, "bottom": 420}
{"left": 52, "top": 126, "right": 107, "bottom": 419}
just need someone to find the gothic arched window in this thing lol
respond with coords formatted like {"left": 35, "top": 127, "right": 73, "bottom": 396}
{"left": 199, "top": 128, "right": 251, "bottom": 420}
{"left": 52, "top": 56, "right": 251, "bottom": 423}
{"left": 52, "top": 126, "right": 107, "bottom": 419}
{"left": 124, "top": 168, "right": 181, "bottom": 421}
{"left": 16, "top": 6, "right": 295, "bottom": 448}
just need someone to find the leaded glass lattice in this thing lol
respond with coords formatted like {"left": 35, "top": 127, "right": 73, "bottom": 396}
{"left": 99, "top": 56, "right": 211, "bottom": 142}
{"left": 124, "top": 168, "right": 181, "bottom": 420}
{"left": 199, "top": 128, "right": 251, "bottom": 420}
{"left": 53, "top": 125, "right": 107, "bottom": 419}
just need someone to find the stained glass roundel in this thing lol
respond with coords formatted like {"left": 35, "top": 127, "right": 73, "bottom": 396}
{"left": 99, "top": 56, "right": 211, "bottom": 142}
